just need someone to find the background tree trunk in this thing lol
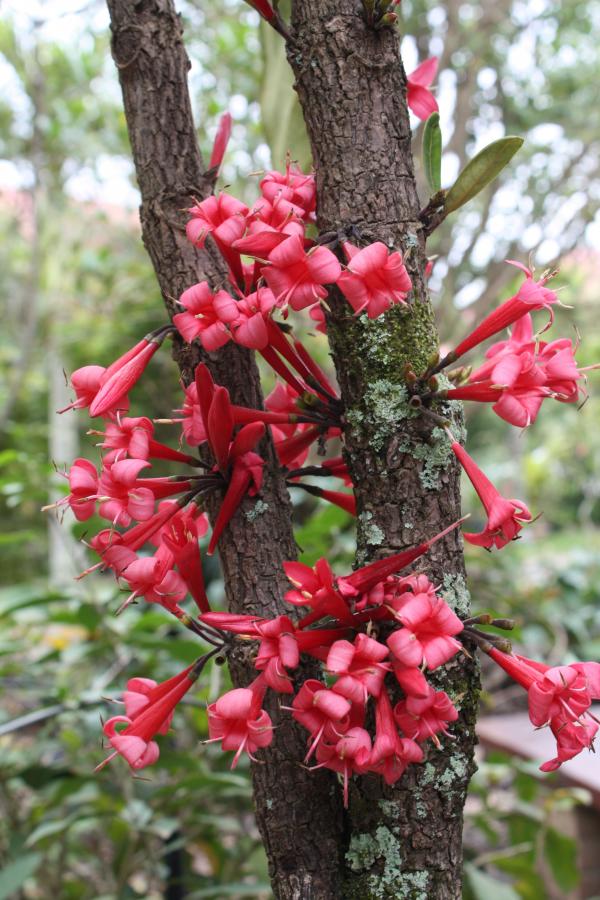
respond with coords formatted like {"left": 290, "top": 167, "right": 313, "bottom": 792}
{"left": 287, "top": 3, "right": 479, "bottom": 897}
{"left": 105, "top": 1, "right": 480, "bottom": 897}
{"left": 105, "top": 3, "right": 344, "bottom": 898}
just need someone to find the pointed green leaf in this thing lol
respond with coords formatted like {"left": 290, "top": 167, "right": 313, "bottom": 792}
{"left": 444, "top": 136, "right": 524, "bottom": 214}
{"left": 422, "top": 112, "right": 442, "bottom": 193}
{"left": 0, "top": 854, "right": 42, "bottom": 900}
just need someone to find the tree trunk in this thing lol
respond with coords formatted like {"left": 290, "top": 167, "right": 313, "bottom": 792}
{"left": 104, "top": 1, "right": 479, "bottom": 897}
{"left": 287, "top": 3, "right": 479, "bottom": 897}
{"left": 105, "top": 3, "right": 344, "bottom": 897}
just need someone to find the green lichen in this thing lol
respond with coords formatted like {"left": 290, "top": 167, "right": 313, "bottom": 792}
{"left": 265, "top": 798, "right": 273, "bottom": 810}
{"left": 347, "top": 379, "right": 416, "bottom": 451}
{"left": 442, "top": 572, "right": 471, "bottom": 616}
{"left": 245, "top": 499, "right": 269, "bottom": 522}
{"left": 345, "top": 826, "right": 434, "bottom": 899}
{"left": 393, "top": 870, "right": 431, "bottom": 899}
{"left": 346, "top": 831, "right": 382, "bottom": 872}
{"left": 359, "top": 511, "right": 385, "bottom": 546}
{"left": 419, "top": 751, "right": 471, "bottom": 792}
{"left": 420, "top": 762, "right": 437, "bottom": 786}
{"left": 346, "top": 826, "right": 405, "bottom": 898}
{"left": 408, "top": 426, "right": 454, "bottom": 490}
{"left": 414, "top": 799, "right": 428, "bottom": 819}
{"left": 377, "top": 799, "right": 397, "bottom": 817}
{"left": 434, "top": 752, "right": 470, "bottom": 789}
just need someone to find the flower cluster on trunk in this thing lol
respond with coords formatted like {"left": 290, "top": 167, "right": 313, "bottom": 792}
{"left": 48, "top": 138, "right": 600, "bottom": 798}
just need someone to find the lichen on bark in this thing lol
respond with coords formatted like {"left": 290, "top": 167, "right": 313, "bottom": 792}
{"left": 288, "top": 2, "right": 480, "bottom": 896}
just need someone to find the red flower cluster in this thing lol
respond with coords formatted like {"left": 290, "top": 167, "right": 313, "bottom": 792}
{"left": 438, "top": 262, "right": 595, "bottom": 427}
{"left": 488, "top": 649, "right": 600, "bottom": 772}
{"left": 175, "top": 161, "right": 412, "bottom": 348}
{"left": 50, "top": 152, "right": 600, "bottom": 799}
{"left": 199, "top": 523, "right": 465, "bottom": 803}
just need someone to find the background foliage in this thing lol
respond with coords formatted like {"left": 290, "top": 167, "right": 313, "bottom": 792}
{"left": 0, "top": 0, "right": 599, "bottom": 896}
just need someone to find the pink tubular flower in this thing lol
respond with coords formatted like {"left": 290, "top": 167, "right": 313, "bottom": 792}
{"left": 327, "top": 633, "right": 390, "bottom": 703}
{"left": 314, "top": 727, "right": 372, "bottom": 806}
{"left": 444, "top": 313, "right": 589, "bottom": 428}
{"left": 446, "top": 379, "right": 546, "bottom": 429}
{"left": 260, "top": 162, "right": 316, "bottom": 221}
{"left": 208, "top": 111, "right": 232, "bottom": 173}
{"left": 233, "top": 194, "right": 305, "bottom": 258}
{"left": 449, "top": 440, "right": 532, "bottom": 549}
{"left": 97, "top": 662, "right": 200, "bottom": 771}
{"left": 173, "top": 282, "right": 233, "bottom": 350}
{"left": 468, "top": 313, "right": 536, "bottom": 384}
{"left": 119, "top": 551, "right": 187, "bottom": 613}
{"left": 394, "top": 686, "right": 458, "bottom": 747}
{"left": 337, "top": 241, "right": 412, "bottom": 318}
{"left": 309, "top": 303, "right": 327, "bottom": 333}
{"left": 95, "top": 415, "right": 196, "bottom": 467}
{"left": 89, "top": 332, "right": 168, "bottom": 419}
{"left": 62, "top": 458, "right": 99, "bottom": 521}
{"left": 488, "top": 648, "right": 600, "bottom": 770}
{"left": 186, "top": 193, "right": 248, "bottom": 249}
{"left": 541, "top": 717, "right": 599, "bottom": 772}
{"left": 387, "top": 589, "right": 463, "bottom": 670}
{"left": 58, "top": 365, "right": 113, "bottom": 415}
{"left": 537, "top": 337, "right": 587, "bottom": 404}
{"left": 214, "top": 286, "right": 278, "bottom": 350}
{"left": 488, "top": 648, "right": 600, "bottom": 727}
{"left": 283, "top": 558, "right": 354, "bottom": 625}
{"left": 187, "top": 193, "right": 248, "bottom": 285}
{"left": 207, "top": 678, "right": 273, "bottom": 767}
{"left": 407, "top": 57, "right": 439, "bottom": 120}
{"left": 191, "top": 365, "right": 266, "bottom": 555}
{"left": 94, "top": 415, "right": 154, "bottom": 464}
{"left": 122, "top": 664, "right": 195, "bottom": 733}
{"left": 177, "top": 381, "right": 207, "bottom": 447}
{"left": 254, "top": 615, "right": 300, "bottom": 693}
{"left": 97, "top": 458, "right": 155, "bottom": 527}
{"left": 449, "top": 261, "right": 558, "bottom": 363}
{"left": 370, "top": 690, "right": 424, "bottom": 785}
{"left": 291, "top": 679, "right": 352, "bottom": 761}
{"left": 337, "top": 518, "right": 464, "bottom": 597}
{"left": 199, "top": 611, "right": 264, "bottom": 634}
{"left": 161, "top": 514, "right": 210, "bottom": 613}
{"left": 263, "top": 234, "right": 341, "bottom": 311}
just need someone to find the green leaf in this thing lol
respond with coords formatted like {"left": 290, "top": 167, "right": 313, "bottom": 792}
{"left": 0, "top": 854, "right": 42, "bottom": 900}
{"left": 543, "top": 827, "right": 579, "bottom": 892}
{"left": 464, "top": 864, "right": 520, "bottom": 900}
{"left": 26, "top": 816, "right": 77, "bottom": 846}
{"left": 422, "top": 112, "right": 442, "bottom": 192}
{"left": 444, "top": 136, "right": 524, "bottom": 214}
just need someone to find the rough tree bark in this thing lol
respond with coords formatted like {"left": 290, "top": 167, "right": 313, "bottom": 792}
{"left": 286, "top": 4, "right": 479, "bottom": 897}
{"left": 104, "top": 1, "right": 480, "bottom": 897}
{"left": 105, "top": 3, "right": 344, "bottom": 898}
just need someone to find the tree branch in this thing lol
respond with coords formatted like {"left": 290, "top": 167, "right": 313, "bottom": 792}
{"left": 288, "top": 3, "right": 479, "bottom": 896}
{"left": 104, "top": 2, "right": 343, "bottom": 897}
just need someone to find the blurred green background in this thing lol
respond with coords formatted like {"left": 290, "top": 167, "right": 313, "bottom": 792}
{"left": 0, "top": 0, "right": 599, "bottom": 897}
